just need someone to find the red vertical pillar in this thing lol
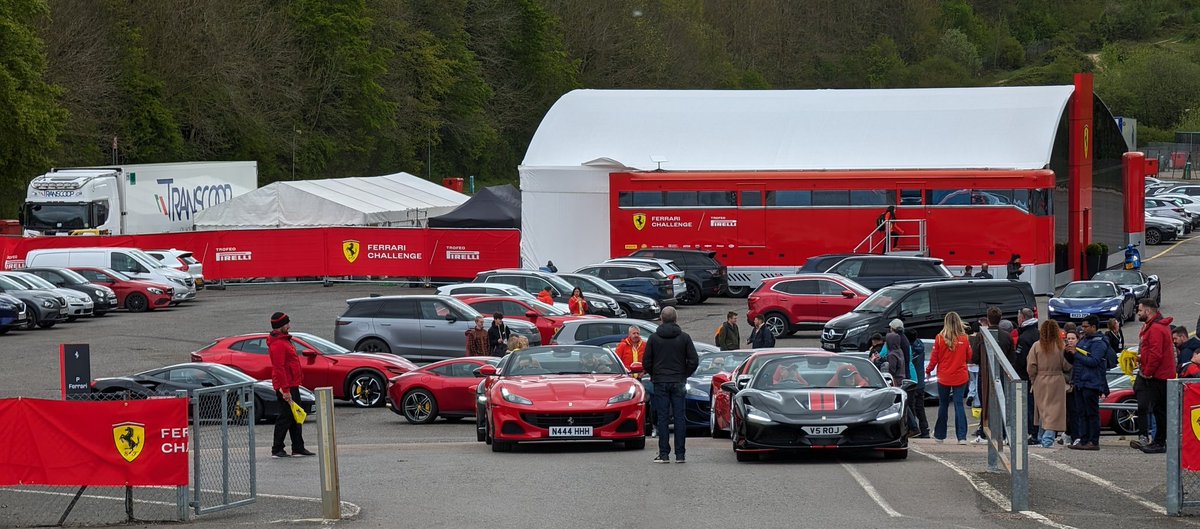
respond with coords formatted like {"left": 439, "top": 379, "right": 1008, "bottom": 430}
{"left": 1123, "top": 152, "right": 1146, "bottom": 236}
{"left": 1068, "top": 73, "right": 1094, "bottom": 280}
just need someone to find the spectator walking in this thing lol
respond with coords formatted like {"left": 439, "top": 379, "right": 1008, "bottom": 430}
{"left": 537, "top": 286, "right": 555, "bottom": 306}
{"left": 1006, "top": 254, "right": 1024, "bottom": 280}
{"left": 568, "top": 287, "right": 588, "bottom": 316}
{"left": 974, "top": 264, "right": 993, "bottom": 279}
{"left": 615, "top": 325, "right": 646, "bottom": 373}
{"left": 1014, "top": 308, "right": 1039, "bottom": 444}
{"left": 643, "top": 307, "right": 699, "bottom": 463}
{"left": 1136, "top": 299, "right": 1174, "bottom": 454}
{"left": 715, "top": 311, "right": 740, "bottom": 351}
{"left": 488, "top": 312, "right": 511, "bottom": 356}
{"left": 905, "top": 328, "right": 931, "bottom": 438}
{"left": 1063, "top": 330, "right": 1080, "bottom": 445}
{"left": 1027, "top": 319, "right": 1070, "bottom": 448}
{"left": 748, "top": 314, "right": 776, "bottom": 348}
{"left": 1172, "top": 326, "right": 1200, "bottom": 376}
{"left": 268, "top": 312, "right": 314, "bottom": 458}
{"left": 928, "top": 311, "right": 971, "bottom": 444}
{"left": 1068, "top": 316, "right": 1111, "bottom": 451}
{"left": 465, "top": 315, "right": 490, "bottom": 356}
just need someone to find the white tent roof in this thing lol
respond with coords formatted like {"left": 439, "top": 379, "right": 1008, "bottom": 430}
{"left": 523, "top": 86, "right": 1075, "bottom": 171}
{"left": 194, "top": 172, "right": 467, "bottom": 229}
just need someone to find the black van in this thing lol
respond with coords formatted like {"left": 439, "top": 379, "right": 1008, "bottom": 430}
{"left": 820, "top": 279, "right": 1036, "bottom": 352}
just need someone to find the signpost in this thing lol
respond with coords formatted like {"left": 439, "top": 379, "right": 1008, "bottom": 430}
{"left": 60, "top": 344, "right": 91, "bottom": 399}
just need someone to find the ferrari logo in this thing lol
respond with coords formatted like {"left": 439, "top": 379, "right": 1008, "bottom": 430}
{"left": 1083, "top": 124, "right": 1091, "bottom": 160}
{"left": 1191, "top": 405, "right": 1200, "bottom": 442}
{"left": 112, "top": 422, "right": 144, "bottom": 463}
{"left": 633, "top": 213, "right": 646, "bottom": 231}
{"left": 342, "top": 240, "right": 360, "bottom": 263}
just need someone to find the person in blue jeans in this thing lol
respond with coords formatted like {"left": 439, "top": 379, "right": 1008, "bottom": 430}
{"left": 927, "top": 312, "right": 972, "bottom": 444}
{"left": 641, "top": 307, "right": 699, "bottom": 463}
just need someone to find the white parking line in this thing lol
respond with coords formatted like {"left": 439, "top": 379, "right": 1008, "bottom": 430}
{"left": 1029, "top": 453, "right": 1165, "bottom": 515}
{"left": 840, "top": 463, "right": 902, "bottom": 517}
{"left": 914, "top": 447, "right": 1080, "bottom": 529}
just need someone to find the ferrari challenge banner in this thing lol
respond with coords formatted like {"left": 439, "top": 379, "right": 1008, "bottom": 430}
{"left": 0, "top": 397, "right": 189, "bottom": 486}
{"left": 1184, "top": 383, "right": 1200, "bottom": 472}
{"left": 0, "top": 227, "right": 520, "bottom": 280}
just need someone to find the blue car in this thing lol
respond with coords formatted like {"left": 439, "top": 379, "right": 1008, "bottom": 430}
{"left": 0, "top": 293, "right": 26, "bottom": 334}
{"left": 642, "top": 350, "right": 753, "bottom": 432}
{"left": 1048, "top": 280, "right": 1135, "bottom": 324}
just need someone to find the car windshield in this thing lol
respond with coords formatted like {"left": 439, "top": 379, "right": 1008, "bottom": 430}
{"left": 295, "top": 333, "right": 349, "bottom": 355}
{"left": 503, "top": 346, "right": 626, "bottom": 376}
{"left": 0, "top": 276, "right": 29, "bottom": 290}
{"left": 695, "top": 351, "right": 752, "bottom": 376}
{"left": 752, "top": 355, "right": 885, "bottom": 390}
{"left": 527, "top": 299, "right": 567, "bottom": 316}
{"left": 571, "top": 275, "right": 620, "bottom": 295}
{"left": 1061, "top": 282, "right": 1118, "bottom": 298}
{"left": 54, "top": 268, "right": 90, "bottom": 285}
{"left": 1091, "top": 271, "right": 1139, "bottom": 286}
{"left": 854, "top": 286, "right": 906, "bottom": 313}
{"left": 129, "top": 249, "right": 166, "bottom": 269}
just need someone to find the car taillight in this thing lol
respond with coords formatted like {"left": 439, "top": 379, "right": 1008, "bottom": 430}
{"left": 190, "top": 353, "right": 201, "bottom": 362}
{"left": 668, "top": 274, "right": 678, "bottom": 281}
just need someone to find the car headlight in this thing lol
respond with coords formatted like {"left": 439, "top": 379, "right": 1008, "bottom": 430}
{"left": 875, "top": 401, "right": 903, "bottom": 422}
{"left": 845, "top": 324, "right": 870, "bottom": 336}
{"left": 745, "top": 404, "right": 775, "bottom": 425}
{"left": 41, "top": 300, "right": 55, "bottom": 308}
{"left": 685, "top": 383, "right": 708, "bottom": 399}
{"left": 607, "top": 385, "right": 638, "bottom": 404}
{"left": 500, "top": 387, "right": 532, "bottom": 405}
{"left": 94, "top": 289, "right": 105, "bottom": 296}
{"left": 147, "top": 288, "right": 164, "bottom": 295}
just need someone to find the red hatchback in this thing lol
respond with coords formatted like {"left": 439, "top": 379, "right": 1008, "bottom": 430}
{"left": 191, "top": 332, "right": 417, "bottom": 408}
{"left": 387, "top": 356, "right": 500, "bottom": 424}
{"left": 459, "top": 296, "right": 600, "bottom": 344}
{"left": 747, "top": 273, "right": 871, "bottom": 339}
{"left": 70, "top": 266, "right": 174, "bottom": 312}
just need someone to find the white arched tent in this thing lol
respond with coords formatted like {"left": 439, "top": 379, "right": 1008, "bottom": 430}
{"left": 519, "top": 86, "right": 1074, "bottom": 274}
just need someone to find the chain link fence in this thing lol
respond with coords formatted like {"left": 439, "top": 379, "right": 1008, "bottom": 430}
{"left": 0, "top": 391, "right": 185, "bottom": 527}
{"left": 191, "top": 382, "right": 256, "bottom": 515}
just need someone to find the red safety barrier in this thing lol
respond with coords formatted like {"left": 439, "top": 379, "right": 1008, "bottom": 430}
{"left": 0, "top": 397, "right": 189, "bottom": 486}
{"left": 1185, "top": 384, "right": 1200, "bottom": 472}
{"left": 0, "top": 227, "right": 520, "bottom": 280}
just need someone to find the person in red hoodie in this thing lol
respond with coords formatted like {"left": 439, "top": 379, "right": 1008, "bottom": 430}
{"left": 269, "top": 312, "right": 314, "bottom": 459}
{"left": 1135, "top": 299, "right": 1174, "bottom": 454}
{"left": 927, "top": 311, "right": 972, "bottom": 444}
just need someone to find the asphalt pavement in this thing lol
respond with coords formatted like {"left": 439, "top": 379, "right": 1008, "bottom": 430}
{"left": 3, "top": 239, "right": 1200, "bottom": 528}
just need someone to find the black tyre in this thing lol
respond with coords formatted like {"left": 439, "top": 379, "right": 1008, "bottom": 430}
{"left": 93, "top": 311, "right": 107, "bottom": 317}
{"left": 1145, "top": 228, "right": 1163, "bottom": 246}
{"left": 1112, "top": 397, "right": 1138, "bottom": 435}
{"left": 254, "top": 396, "right": 264, "bottom": 423}
{"left": 475, "top": 413, "right": 487, "bottom": 442}
{"left": 347, "top": 371, "right": 386, "bottom": 408}
{"left": 125, "top": 293, "right": 149, "bottom": 312}
{"left": 883, "top": 449, "right": 909, "bottom": 460}
{"left": 0, "top": 325, "right": 9, "bottom": 335}
{"left": 401, "top": 389, "right": 438, "bottom": 424}
{"left": 679, "top": 281, "right": 703, "bottom": 305}
{"left": 735, "top": 450, "right": 757, "bottom": 462}
{"left": 24, "top": 306, "right": 37, "bottom": 330}
{"left": 37, "top": 319, "right": 56, "bottom": 329}
{"left": 624, "top": 436, "right": 646, "bottom": 450}
{"left": 764, "top": 312, "right": 792, "bottom": 338}
{"left": 356, "top": 338, "right": 391, "bottom": 354}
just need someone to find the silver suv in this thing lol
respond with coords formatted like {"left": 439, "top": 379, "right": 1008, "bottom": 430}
{"left": 333, "top": 295, "right": 541, "bottom": 362}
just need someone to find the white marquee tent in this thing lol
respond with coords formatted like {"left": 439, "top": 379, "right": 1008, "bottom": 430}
{"left": 519, "top": 86, "right": 1075, "bottom": 272}
{"left": 194, "top": 172, "right": 468, "bottom": 229}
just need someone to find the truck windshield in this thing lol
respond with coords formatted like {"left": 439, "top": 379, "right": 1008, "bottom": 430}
{"left": 24, "top": 203, "right": 89, "bottom": 230}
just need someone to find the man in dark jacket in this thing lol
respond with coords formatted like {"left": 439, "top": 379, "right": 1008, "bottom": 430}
{"left": 716, "top": 312, "right": 740, "bottom": 351}
{"left": 1068, "top": 316, "right": 1111, "bottom": 451}
{"left": 268, "top": 312, "right": 314, "bottom": 458}
{"left": 883, "top": 331, "right": 908, "bottom": 387}
{"left": 1137, "top": 299, "right": 1175, "bottom": 453}
{"left": 969, "top": 307, "right": 1014, "bottom": 443}
{"left": 1013, "top": 308, "right": 1039, "bottom": 443}
{"left": 974, "top": 264, "right": 994, "bottom": 279}
{"left": 747, "top": 314, "right": 775, "bottom": 348}
{"left": 487, "top": 312, "right": 510, "bottom": 356}
{"left": 904, "top": 328, "right": 930, "bottom": 437}
{"left": 1172, "top": 326, "right": 1200, "bottom": 376}
{"left": 643, "top": 306, "right": 699, "bottom": 463}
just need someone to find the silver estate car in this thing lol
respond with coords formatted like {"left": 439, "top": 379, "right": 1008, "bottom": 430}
{"left": 333, "top": 295, "right": 541, "bottom": 362}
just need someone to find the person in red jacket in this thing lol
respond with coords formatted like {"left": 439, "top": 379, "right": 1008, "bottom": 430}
{"left": 269, "top": 312, "right": 314, "bottom": 458}
{"left": 1135, "top": 299, "right": 1174, "bottom": 454}
{"left": 568, "top": 287, "right": 588, "bottom": 316}
{"left": 614, "top": 325, "right": 646, "bottom": 377}
{"left": 927, "top": 311, "right": 971, "bottom": 444}
{"left": 537, "top": 287, "right": 555, "bottom": 306}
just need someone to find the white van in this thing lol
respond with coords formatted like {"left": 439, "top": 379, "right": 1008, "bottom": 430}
{"left": 24, "top": 247, "right": 196, "bottom": 303}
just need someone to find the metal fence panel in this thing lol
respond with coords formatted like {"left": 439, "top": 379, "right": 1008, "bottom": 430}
{"left": 191, "top": 382, "right": 256, "bottom": 515}
{"left": 978, "top": 328, "right": 1029, "bottom": 512}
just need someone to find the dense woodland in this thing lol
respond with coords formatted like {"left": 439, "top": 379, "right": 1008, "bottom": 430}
{"left": 4, "top": 0, "right": 1200, "bottom": 215}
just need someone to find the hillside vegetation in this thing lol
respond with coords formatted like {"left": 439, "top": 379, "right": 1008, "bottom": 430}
{"left": 3, "top": 0, "right": 1200, "bottom": 215}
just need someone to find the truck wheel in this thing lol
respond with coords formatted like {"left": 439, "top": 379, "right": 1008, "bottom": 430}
{"left": 125, "top": 293, "right": 149, "bottom": 312}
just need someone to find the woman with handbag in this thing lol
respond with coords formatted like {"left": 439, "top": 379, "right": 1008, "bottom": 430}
{"left": 1027, "top": 320, "right": 1070, "bottom": 448}
{"left": 927, "top": 311, "right": 972, "bottom": 444}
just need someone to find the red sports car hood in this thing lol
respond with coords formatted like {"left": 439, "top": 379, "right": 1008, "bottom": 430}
{"left": 339, "top": 352, "right": 416, "bottom": 370}
{"left": 496, "top": 375, "right": 639, "bottom": 407}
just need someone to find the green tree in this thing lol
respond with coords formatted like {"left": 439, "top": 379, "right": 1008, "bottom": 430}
{"left": 0, "top": 0, "right": 67, "bottom": 215}
{"left": 937, "top": 28, "right": 982, "bottom": 75}
{"left": 1096, "top": 44, "right": 1200, "bottom": 129}
{"left": 104, "top": 0, "right": 184, "bottom": 163}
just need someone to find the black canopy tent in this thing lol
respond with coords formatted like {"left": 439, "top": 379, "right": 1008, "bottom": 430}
{"left": 427, "top": 184, "right": 521, "bottom": 228}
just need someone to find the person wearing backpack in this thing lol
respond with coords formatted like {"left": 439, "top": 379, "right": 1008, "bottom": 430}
{"left": 715, "top": 312, "right": 740, "bottom": 351}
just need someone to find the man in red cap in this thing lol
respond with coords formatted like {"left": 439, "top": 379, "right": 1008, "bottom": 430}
{"left": 269, "top": 311, "right": 314, "bottom": 458}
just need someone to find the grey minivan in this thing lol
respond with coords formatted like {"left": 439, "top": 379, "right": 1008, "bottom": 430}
{"left": 333, "top": 295, "right": 541, "bottom": 362}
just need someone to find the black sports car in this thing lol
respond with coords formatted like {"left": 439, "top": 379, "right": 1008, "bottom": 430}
{"left": 725, "top": 353, "right": 910, "bottom": 462}
{"left": 1090, "top": 269, "right": 1161, "bottom": 305}
{"left": 90, "top": 362, "right": 315, "bottom": 423}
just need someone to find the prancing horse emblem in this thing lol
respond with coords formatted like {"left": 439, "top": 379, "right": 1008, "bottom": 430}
{"left": 567, "top": 417, "right": 575, "bottom": 426}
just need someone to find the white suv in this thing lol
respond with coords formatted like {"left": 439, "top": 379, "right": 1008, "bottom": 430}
{"left": 146, "top": 249, "right": 206, "bottom": 290}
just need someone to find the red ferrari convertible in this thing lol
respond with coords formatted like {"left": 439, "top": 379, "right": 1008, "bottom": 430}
{"left": 191, "top": 332, "right": 417, "bottom": 408}
{"left": 478, "top": 345, "right": 646, "bottom": 452}
{"left": 388, "top": 356, "right": 500, "bottom": 424}
{"left": 710, "top": 348, "right": 828, "bottom": 438}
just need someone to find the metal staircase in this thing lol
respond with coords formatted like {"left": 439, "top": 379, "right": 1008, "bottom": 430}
{"left": 854, "top": 218, "right": 927, "bottom": 256}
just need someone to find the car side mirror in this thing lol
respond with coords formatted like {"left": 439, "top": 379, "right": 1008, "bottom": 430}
{"left": 900, "top": 310, "right": 913, "bottom": 318}
{"left": 525, "top": 310, "right": 538, "bottom": 319}
{"left": 736, "top": 374, "right": 751, "bottom": 390}
{"left": 478, "top": 365, "right": 497, "bottom": 377}
{"left": 1149, "top": 275, "right": 1159, "bottom": 283}
{"left": 301, "top": 349, "right": 317, "bottom": 357}
{"left": 629, "top": 362, "right": 643, "bottom": 374}
{"left": 883, "top": 373, "right": 894, "bottom": 386}
{"left": 841, "top": 290, "right": 855, "bottom": 298}
{"left": 721, "top": 382, "right": 740, "bottom": 393}
{"left": 900, "top": 379, "right": 918, "bottom": 392}
{"left": 445, "top": 314, "right": 457, "bottom": 323}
